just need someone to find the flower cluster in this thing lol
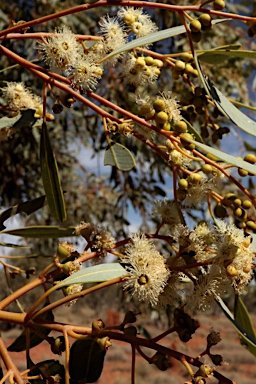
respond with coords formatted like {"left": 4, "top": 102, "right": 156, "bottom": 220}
{"left": 117, "top": 7, "right": 158, "bottom": 38}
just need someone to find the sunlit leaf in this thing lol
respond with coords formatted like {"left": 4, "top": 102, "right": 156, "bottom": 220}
{"left": 104, "top": 141, "right": 136, "bottom": 171}
{"left": 198, "top": 48, "right": 256, "bottom": 64}
{"left": 40, "top": 123, "right": 67, "bottom": 222}
{"left": 8, "top": 310, "right": 54, "bottom": 352}
{"left": 188, "top": 139, "right": 256, "bottom": 175}
{"left": 102, "top": 19, "right": 230, "bottom": 62}
{"left": 0, "top": 195, "right": 46, "bottom": 230}
{"left": 70, "top": 339, "right": 106, "bottom": 383}
{"left": 0, "top": 226, "right": 76, "bottom": 238}
{"left": 216, "top": 296, "right": 256, "bottom": 357}
{"left": 194, "top": 53, "right": 256, "bottom": 137}
{"left": 56, "top": 263, "right": 126, "bottom": 288}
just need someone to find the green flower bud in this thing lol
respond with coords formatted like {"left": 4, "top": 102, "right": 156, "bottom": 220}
{"left": 145, "top": 56, "right": 154, "bottom": 66}
{"left": 188, "top": 173, "right": 202, "bottom": 184}
{"left": 153, "top": 99, "right": 166, "bottom": 111}
{"left": 242, "top": 200, "right": 253, "bottom": 210}
{"left": 155, "top": 111, "right": 168, "bottom": 124}
{"left": 201, "top": 164, "right": 212, "bottom": 175}
{"left": 190, "top": 19, "right": 202, "bottom": 32}
{"left": 174, "top": 120, "right": 187, "bottom": 133}
{"left": 213, "top": 0, "right": 225, "bottom": 11}
{"left": 175, "top": 60, "right": 186, "bottom": 71}
{"left": 178, "top": 178, "right": 188, "bottom": 190}
{"left": 198, "top": 14, "right": 212, "bottom": 26}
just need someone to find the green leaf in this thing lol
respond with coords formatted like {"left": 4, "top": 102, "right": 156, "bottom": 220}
{"left": 194, "top": 53, "right": 256, "bottom": 137}
{"left": 102, "top": 19, "right": 230, "bottom": 62}
{"left": 198, "top": 48, "right": 256, "bottom": 65}
{"left": 8, "top": 310, "right": 54, "bottom": 352}
{"left": 40, "top": 123, "right": 67, "bottom": 222}
{"left": 56, "top": 263, "right": 126, "bottom": 288}
{"left": 0, "top": 195, "right": 46, "bottom": 230}
{"left": 216, "top": 296, "right": 256, "bottom": 357}
{"left": 70, "top": 339, "right": 106, "bottom": 383}
{"left": 234, "top": 295, "right": 256, "bottom": 356}
{"left": 104, "top": 141, "right": 136, "bottom": 171}
{"left": 188, "top": 139, "right": 256, "bottom": 175}
{"left": 0, "top": 226, "right": 76, "bottom": 238}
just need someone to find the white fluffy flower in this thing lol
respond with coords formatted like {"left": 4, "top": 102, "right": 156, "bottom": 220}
{"left": 121, "top": 233, "right": 170, "bottom": 306}
{"left": 1, "top": 82, "right": 41, "bottom": 112}
{"left": 38, "top": 26, "right": 79, "bottom": 73}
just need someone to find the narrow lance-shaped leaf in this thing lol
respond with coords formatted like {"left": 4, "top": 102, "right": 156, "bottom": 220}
{"left": 234, "top": 295, "right": 256, "bottom": 356}
{"left": 216, "top": 296, "right": 256, "bottom": 357}
{"left": 0, "top": 226, "right": 77, "bottom": 238}
{"left": 194, "top": 52, "right": 256, "bottom": 137}
{"left": 104, "top": 141, "right": 136, "bottom": 171}
{"left": 0, "top": 195, "right": 46, "bottom": 230}
{"left": 55, "top": 263, "right": 126, "bottom": 288}
{"left": 40, "top": 122, "right": 67, "bottom": 222}
{"left": 102, "top": 19, "right": 230, "bottom": 62}
{"left": 188, "top": 138, "right": 256, "bottom": 175}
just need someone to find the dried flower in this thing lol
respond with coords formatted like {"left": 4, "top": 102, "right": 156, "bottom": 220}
{"left": 91, "top": 226, "right": 115, "bottom": 256}
{"left": 121, "top": 233, "right": 170, "bottom": 306}
{"left": 99, "top": 15, "right": 127, "bottom": 60}
{"left": 166, "top": 140, "right": 192, "bottom": 168}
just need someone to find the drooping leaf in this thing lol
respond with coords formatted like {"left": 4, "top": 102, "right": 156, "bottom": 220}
{"left": 102, "top": 19, "right": 230, "bottom": 62}
{"left": 70, "top": 339, "right": 106, "bottom": 383}
{"left": 188, "top": 139, "right": 256, "bottom": 175}
{"left": 0, "top": 195, "right": 46, "bottom": 230}
{"left": 194, "top": 53, "right": 256, "bottom": 137}
{"left": 0, "top": 226, "right": 76, "bottom": 238}
{"left": 40, "top": 122, "right": 67, "bottom": 222}
{"left": 104, "top": 141, "right": 136, "bottom": 171}
{"left": 56, "top": 263, "right": 126, "bottom": 288}
{"left": 216, "top": 296, "right": 256, "bottom": 357}
{"left": 8, "top": 310, "right": 54, "bottom": 352}
{"left": 234, "top": 295, "right": 256, "bottom": 356}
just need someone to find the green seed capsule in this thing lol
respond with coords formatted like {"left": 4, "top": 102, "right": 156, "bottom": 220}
{"left": 163, "top": 122, "right": 171, "bottom": 131}
{"left": 180, "top": 133, "right": 195, "bottom": 149}
{"left": 234, "top": 207, "right": 243, "bottom": 217}
{"left": 140, "top": 104, "right": 153, "bottom": 116}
